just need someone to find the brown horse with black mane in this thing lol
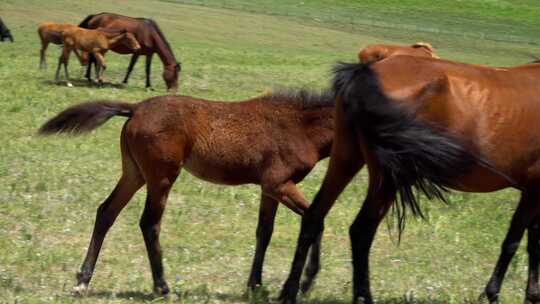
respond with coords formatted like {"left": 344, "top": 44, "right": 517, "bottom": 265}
{"left": 279, "top": 56, "right": 540, "bottom": 304}
{"left": 79, "top": 12, "right": 181, "bottom": 93}
{"left": 39, "top": 89, "right": 334, "bottom": 296}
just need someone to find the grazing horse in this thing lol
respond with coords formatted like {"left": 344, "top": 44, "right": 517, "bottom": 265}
{"left": 55, "top": 27, "right": 140, "bottom": 87}
{"left": 279, "top": 55, "right": 540, "bottom": 304}
{"left": 38, "top": 89, "right": 334, "bottom": 295}
{"left": 79, "top": 12, "right": 181, "bottom": 93}
{"left": 358, "top": 42, "right": 439, "bottom": 63}
{"left": 37, "top": 22, "right": 89, "bottom": 69}
{"left": 0, "top": 17, "right": 13, "bottom": 42}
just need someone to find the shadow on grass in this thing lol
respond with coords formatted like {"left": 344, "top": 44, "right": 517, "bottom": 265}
{"left": 82, "top": 290, "right": 155, "bottom": 301}
{"left": 42, "top": 79, "right": 127, "bottom": 89}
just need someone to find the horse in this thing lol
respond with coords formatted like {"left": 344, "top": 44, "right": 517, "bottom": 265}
{"left": 358, "top": 42, "right": 439, "bottom": 63}
{"left": 38, "top": 89, "right": 335, "bottom": 296}
{"left": 278, "top": 55, "right": 540, "bottom": 304}
{"left": 0, "top": 17, "right": 14, "bottom": 42}
{"left": 79, "top": 12, "right": 181, "bottom": 93}
{"left": 55, "top": 27, "right": 141, "bottom": 87}
{"left": 37, "top": 22, "right": 89, "bottom": 69}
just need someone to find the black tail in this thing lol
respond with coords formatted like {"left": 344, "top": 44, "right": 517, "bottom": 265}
{"left": 39, "top": 101, "right": 136, "bottom": 135}
{"left": 332, "top": 62, "right": 513, "bottom": 234}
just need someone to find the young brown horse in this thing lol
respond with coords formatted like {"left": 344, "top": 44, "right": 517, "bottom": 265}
{"left": 358, "top": 42, "right": 439, "bottom": 63}
{"left": 39, "top": 89, "right": 334, "bottom": 295}
{"left": 79, "top": 12, "right": 181, "bottom": 93}
{"left": 279, "top": 56, "right": 540, "bottom": 304}
{"left": 55, "top": 27, "right": 140, "bottom": 87}
{"left": 38, "top": 22, "right": 89, "bottom": 69}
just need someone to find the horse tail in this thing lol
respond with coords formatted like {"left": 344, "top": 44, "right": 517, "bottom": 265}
{"left": 332, "top": 62, "right": 513, "bottom": 234}
{"left": 39, "top": 101, "right": 137, "bottom": 135}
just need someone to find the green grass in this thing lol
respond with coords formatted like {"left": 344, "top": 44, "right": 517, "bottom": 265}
{"left": 0, "top": 0, "right": 538, "bottom": 303}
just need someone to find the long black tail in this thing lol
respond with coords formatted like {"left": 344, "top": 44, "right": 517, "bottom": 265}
{"left": 39, "top": 101, "right": 136, "bottom": 135}
{"left": 332, "top": 62, "right": 513, "bottom": 233}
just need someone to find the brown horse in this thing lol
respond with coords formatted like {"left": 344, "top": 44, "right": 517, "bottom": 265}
{"left": 278, "top": 56, "right": 540, "bottom": 304}
{"left": 38, "top": 22, "right": 89, "bottom": 69}
{"left": 79, "top": 12, "right": 181, "bottom": 93}
{"left": 39, "top": 89, "right": 334, "bottom": 295}
{"left": 55, "top": 27, "right": 140, "bottom": 87}
{"left": 358, "top": 42, "right": 439, "bottom": 63}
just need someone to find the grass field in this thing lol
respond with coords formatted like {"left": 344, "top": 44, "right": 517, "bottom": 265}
{"left": 1, "top": 0, "right": 540, "bottom": 303}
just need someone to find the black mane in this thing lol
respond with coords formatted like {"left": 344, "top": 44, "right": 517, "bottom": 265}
{"left": 261, "top": 88, "right": 335, "bottom": 109}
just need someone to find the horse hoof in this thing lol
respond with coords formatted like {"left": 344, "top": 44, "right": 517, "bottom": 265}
{"left": 153, "top": 284, "right": 170, "bottom": 296}
{"left": 72, "top": 283, "right": 88, "bottom": 296}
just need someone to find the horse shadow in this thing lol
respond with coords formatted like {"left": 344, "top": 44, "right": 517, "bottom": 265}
{"left": 81, "top": 288, "right": 481, "bottom": 304}
{"left": 42, "top": 79, "right": 126, "bottom": 89}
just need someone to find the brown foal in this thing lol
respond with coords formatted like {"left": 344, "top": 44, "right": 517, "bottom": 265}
{"left": 39, "top": 89, "right": 334, "bottom": 295}
{"left": 37, "top": 22, "right": 89, "bottom": 69}
{"left": 55, "top": 27, "right": 140, "bottom": 87}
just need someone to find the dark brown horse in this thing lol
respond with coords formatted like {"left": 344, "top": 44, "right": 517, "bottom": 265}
{"left": 79, "top": 12, "right": 181, "bottom": 93}
{"left": 279, "top": 56, "right": 540, "bottom": 304}
{"left": 39, "top": 89, "right": 334, "bottom": 295}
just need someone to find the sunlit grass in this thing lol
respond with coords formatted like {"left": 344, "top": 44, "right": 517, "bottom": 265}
{"left": 0, "top": 0, "right": 538, "bottom": 303}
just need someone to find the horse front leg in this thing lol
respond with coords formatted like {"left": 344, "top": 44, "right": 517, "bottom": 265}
{"left": 94, "top": 52, "right": 106, "bottom": 87}
{"left": 145, "top": 53, "right": 154, "bottom": 89}
{"left": 526, "top": 216, "right": 540, "bottom": 304}
{"left": 122, "top": 53, "right": 140, "bottom": 84}
{"left": 279, "top": 143, "right": 364, "bottom": 303}
{"left": 247, "top": 194, "right": 279, "bottom": 290}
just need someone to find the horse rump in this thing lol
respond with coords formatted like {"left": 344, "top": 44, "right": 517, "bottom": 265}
{"left": 332, "top": 62, "right": 493, "bottom": 231}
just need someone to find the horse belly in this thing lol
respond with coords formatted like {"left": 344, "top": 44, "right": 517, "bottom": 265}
{"left": 183, "top": 156, "right": 259, "bottom": 185}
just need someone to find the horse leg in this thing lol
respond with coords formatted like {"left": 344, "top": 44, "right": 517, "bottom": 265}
{"left": 484, "top": 189, "right": 540, "bottom": 303}
{"left": 247, "top": 194, "right": 278, "bottom": 290}
{"left": 145, "top": 53, "right": 154, "bottom": 89}
{"left": 55, "top": 47, "right": 69, "bottom": 83}
{"left": 279, "top": 126, "right": 364, "bottom": 303}
{"left": 94, "top": 52, "right": 106, "bottom": 86}
{"left": 122, "top": 54, "right": 139, "bottom": 84}
{"left": 140, "top": 170, "right": 180, "bottom": 295}
{"left": 40, "top": 41, "right": 48, "bottom": 69}
{"left": 85, "top": 53, "right": 95, "bottom": 83}
{"left": 526, "top": 216, "right": 540, "bottom": 303}
{"left": 74, "top": 142, "right": 145, "bottom": 293}
{"left": 349, "top": 181, "right": 395, "bottom": 304}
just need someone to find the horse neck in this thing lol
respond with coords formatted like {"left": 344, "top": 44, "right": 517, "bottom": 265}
{"left": 152, "top": 32, "right": 177, "bottom": 67}
{"left": 300, "top": 106, "right": 335, "bottom": 159}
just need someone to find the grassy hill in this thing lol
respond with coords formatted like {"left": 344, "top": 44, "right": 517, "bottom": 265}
{"left": 0, "top": 0, "right": 538, "bottom": 303}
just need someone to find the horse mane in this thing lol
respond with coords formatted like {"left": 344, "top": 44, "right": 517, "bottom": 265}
{"left": 144, "top": 19, "right": 173, "bottom": 53}
{"left": 79, "top": 13, "right": 99, "bottom": 28}
{"left": 260, "top": 88, "right": 335, "bottom": 109}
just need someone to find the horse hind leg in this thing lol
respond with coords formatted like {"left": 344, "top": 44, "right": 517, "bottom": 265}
{"left": 526, "top": 215, "right": 540, "bottom": 303}
{"left": 483, "top": 188, "right": 540, "bottom": 303}
{"left": 132, "top": 139, "right": 184, "bottom": 295}
{"left": 74, "top": 136, "right": 145, "bottom": 294}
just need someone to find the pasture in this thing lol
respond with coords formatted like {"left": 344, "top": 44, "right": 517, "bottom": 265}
{"left": 1, "top": 0, "right": 540, "bottom": 303}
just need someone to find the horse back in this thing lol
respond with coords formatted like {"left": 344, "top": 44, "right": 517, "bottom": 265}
{"left": 371, "top": 55, "right": 540, "bottom": 187}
